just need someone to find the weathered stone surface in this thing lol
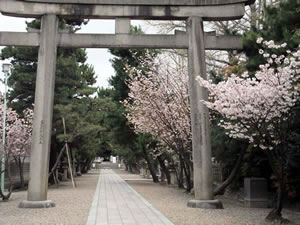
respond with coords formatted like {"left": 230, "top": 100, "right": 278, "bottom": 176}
{"left": 244, "top": 177, "right": 269, "bottom": 208}
{"left": 169, "top": 169, "right": 178, "bottom": 185}
{"left": 0, "top": 32, "right": 243, "bottom": 50}
{"left": 115, "top": 18, "right": 130, "bottom": 34}
{"left": 19, "top": 200, "right": 55, "bottom": 208}
{"left": 0, "top": 32, "right": 40, "bottom": 47}
{"left": 21, "top": 0, "right": 254, "bottom": 6}
{"left": 26, "top": 14, "right": 58, "bottom": 203}
{"left": 187, "top": 199, "right": 224, "bottom": 209}
{"left": 187, "top": 17, "right": 214, "bottom": 201}
{"left": 0, "top": 0, "right": 246, "bottom": 20}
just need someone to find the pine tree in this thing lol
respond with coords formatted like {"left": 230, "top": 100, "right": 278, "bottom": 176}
{"left": 0, "top": 19, "right": 100, "bottom": 177}
{"left": 243, "top": 0, "right": 300, "bottom": 72}
{"left": 101, "top": 26, "right": 159, "bottom": 182}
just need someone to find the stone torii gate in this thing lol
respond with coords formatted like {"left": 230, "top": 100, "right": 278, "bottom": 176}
{"left": 0, "top": 0, "right": 253, "bottom": 209}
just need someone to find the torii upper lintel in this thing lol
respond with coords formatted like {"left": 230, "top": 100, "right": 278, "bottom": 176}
{"left": 1, "top": 0, "right": 251, "bottom": 20}
{"left": 22, "top": 0, "right": 254, "bottom": 6}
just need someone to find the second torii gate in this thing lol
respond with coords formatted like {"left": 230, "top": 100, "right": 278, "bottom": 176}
{"left": 0, "top": 0, "right": 254, "bottom": 209}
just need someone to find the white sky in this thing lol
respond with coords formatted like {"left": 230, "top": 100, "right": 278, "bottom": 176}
{"left": 0, "top": 14, "right": 152, "bottom": 91}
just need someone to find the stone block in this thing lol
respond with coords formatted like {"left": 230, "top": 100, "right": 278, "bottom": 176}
{"left": 169, "top": 170, "right": 177, "bottom": 185}
{"left": 244, "top": 177, "right": 268, "bottom": 208}
{"left": 62, "top": 167, "right": 68, "bottom": 181}
{"left": 145, "top": 169, "right": 151, "bottom": 179}
{"left": 187, "top": 199, "right": 223, "bottom": 209}
{"left": 140, "top": 168, "right": 145, "bottom": 177}
{"left": 19, "top": 200, "right": 55, "bottom": 208}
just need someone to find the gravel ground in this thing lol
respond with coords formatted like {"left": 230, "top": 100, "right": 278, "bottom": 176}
{"left": 1, "top": 166, "right": 299, "bottom": 225}
{"left": 114, "top": 169, "right": 300, "bottom": 225}
{"left": 0, "top": 170, "right": 100, "bottom": 225}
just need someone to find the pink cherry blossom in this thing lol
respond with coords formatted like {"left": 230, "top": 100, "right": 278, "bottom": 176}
{"left": 197, "top": 39, "right": 300, "bottom": 150}
{"left": 123, "top": 52, "right": 192, "bottom": 156}
{"left": 0, "top": 103, "right": 33, "bottom": 159}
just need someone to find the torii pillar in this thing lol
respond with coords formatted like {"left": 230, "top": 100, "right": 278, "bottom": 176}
{"left": 187, "top": 17, "right": 223, "bottom": 209}
{"left": 19, "top": 14, "right": 58, "bottom": 208}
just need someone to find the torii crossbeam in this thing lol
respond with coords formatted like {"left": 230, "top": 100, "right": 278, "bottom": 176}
{"left": 0, "top": 0, "right": 254, "bottom": 209}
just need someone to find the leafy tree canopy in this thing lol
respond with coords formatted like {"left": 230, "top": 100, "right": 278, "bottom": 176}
{"left": 243, "top": 0, "right": 300, "bottom": 72}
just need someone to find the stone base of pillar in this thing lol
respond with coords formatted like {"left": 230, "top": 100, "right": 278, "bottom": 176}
{"left": 18, "top": 200, "right": 55, "bottom": 208}
{"left": 187, "top": 199, "right": 223, "bottom": 209}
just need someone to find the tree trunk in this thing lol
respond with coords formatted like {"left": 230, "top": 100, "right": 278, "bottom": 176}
{"left": 18, "top": 158, "right": 25, "bottom": 188}
{"left": 182, "top": 153, "right": 193, "bottom": 192}
{"left": 266, "top": 179, "right": 287, "bottom": 222}
{"left": 214, "top": 146, "right": 246, "bottom": 196}
{"left": 87, "top": 159, "right": 94, "bottom": 171}
{"left": 0, "top": 161, "right": 13, "bottom": 201}
{"left": 81, "top": 159, "right": 90, "bottom": 173}
{"left": 128, "top": 164, "right": 132, "bottom": 173}
{"left": 48, "top": 145, "right": 66, "bottom": 178}
{"left": 142, "top": 147, "right": 159, "bottom": 183}
{"left": 176, "top": 160, "right": 184, "bottom": 188}
{"left": 49, "top": 138, "right": 59, "bottom": 183}
{"left": 13, "top": 157, "right": 25, "bottom": 189}
{"left": 157, "top": 155, "right": 171, "bottom": 184}
{"left": 265, "top": 150, "right": 288, "bottom": 223}
{"left": 184, "top": 169, "right": 192, "bottom": 192}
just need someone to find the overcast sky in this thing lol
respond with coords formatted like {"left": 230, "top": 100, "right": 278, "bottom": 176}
{"left": 0, "top": 14, "right": 150, "bottom": 91}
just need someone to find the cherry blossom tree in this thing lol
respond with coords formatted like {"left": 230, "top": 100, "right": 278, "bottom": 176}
{"left": 197, "top": 39, "right": 300, "bottom": 221}
{"left": 0, "top": 103, "right": 33, "bottom": 189}
{"left": 123, "top": 52, "right": 193, "bottom": 190}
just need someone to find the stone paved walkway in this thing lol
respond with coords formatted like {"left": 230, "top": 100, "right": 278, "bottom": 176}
{"left": 86, "top": 169, "right": 174, "bottom": 225}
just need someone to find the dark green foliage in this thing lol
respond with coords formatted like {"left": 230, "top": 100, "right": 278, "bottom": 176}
{"left": 1, "top": 46, "right": 38, "bottom": 113}
{"left": 243, "top": 0, "right": 300, "bottom": 72}
{"left": 98, "top": 26, "right": 159, "bottom": 177}
{"left": 241, "top": 0, "right": 300, "bottom": 211}
{"left": 99, "top": 88, "right": 137, "bottom": 150}
{"left": 97, "top": 88, "right": 158, "bottom": 175}
{"left": 0, "top": 19, "right": 103, "bottom": 172}
{"left": 242, "top": 30, "right": 265, "bottom": 72}
{"left": 285, "top": 100, "right": 300, "bottom": 199}
{"left": 55, "top": 96, "right": 110, "bottom": 164}
{"left": 109, "top": 26, "right": 158, "bottom": 102}
{"left": 1, "top": 19, "right": 96, "bottom": 113}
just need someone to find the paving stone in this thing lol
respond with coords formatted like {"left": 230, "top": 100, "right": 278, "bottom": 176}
{"left": 86, "top": 169, "right": 174, "bottom": 225}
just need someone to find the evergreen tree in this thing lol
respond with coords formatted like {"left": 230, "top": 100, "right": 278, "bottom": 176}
{"left": 0, "top": 18, "right": 99, "bottom": 177}
{"left": 243, "top": 0, "right": 300, "bottom": 72}
{"left": 55, "top": 95, "right": 108, "bottom": 173}
{"left": 1, "top": 19, "right": 95, "bottom": 113}
{"left": 101, "top": 26, "right": 159, "bottom": 182}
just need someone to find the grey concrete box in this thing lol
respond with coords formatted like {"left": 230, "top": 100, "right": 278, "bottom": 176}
{"left": 244, "top": 177, "right": 268, "bottom": 208}
{"left": 145, "top": 168, "right": 151, "bottom": 179}
{"left": 140, "top": 168, "right": 145, "bottom": 177}
{"left": 169, "top": 170, "right": 177, "bottom": 185}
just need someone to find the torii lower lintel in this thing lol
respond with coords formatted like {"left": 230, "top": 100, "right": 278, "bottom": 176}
{"left": 0, "top": 31, "right": 243, "bottom": 50}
